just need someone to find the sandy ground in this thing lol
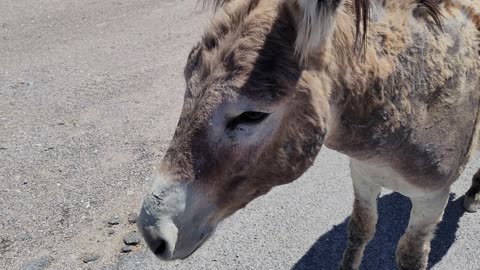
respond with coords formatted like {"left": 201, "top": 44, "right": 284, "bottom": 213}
{"left": 0, "top": 0, "right": 479, "bottom": 270}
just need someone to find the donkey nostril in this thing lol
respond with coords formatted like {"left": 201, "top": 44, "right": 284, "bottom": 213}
{"left": 154, "top": 239, "right": 167, "bottom": 256}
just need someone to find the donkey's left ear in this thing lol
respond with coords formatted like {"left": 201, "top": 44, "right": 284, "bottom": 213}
{"left": 287, "top": 0, "right": 343, "bottom": 62}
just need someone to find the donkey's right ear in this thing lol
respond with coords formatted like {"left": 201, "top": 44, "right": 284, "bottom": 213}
{"left": 288, "top": 0, "right": 371, "bottom": 62}
{"left": 286, "top": 0, "right": 344, "bottom": 63}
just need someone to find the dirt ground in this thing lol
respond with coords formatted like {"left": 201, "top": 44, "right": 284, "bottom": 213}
{"left": 1, "top": 1, "right": 479, "bottom": 270}
{"left": 1, "top": 0, "right": 208, "bottom": 269}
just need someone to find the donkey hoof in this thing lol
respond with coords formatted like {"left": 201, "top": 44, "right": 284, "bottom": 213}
{"left": 463, "top": 195, "right": 479, "bottom": 213}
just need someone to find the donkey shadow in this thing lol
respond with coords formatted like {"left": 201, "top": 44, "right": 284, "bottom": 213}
{"left": 292, "top": 193, "right": 466, "bottom": 270}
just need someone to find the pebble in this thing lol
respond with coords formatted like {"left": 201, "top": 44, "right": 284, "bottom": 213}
{"left": 0, "top": 237, "right": 13, "bottom": 252}
{"left": 121, "top": 246, "right": 132, "bottom": 253}
{"left": 107, "top": 229, "right": 115, "bottom": 236}
{"left": 107, "top": 217, "right": 120, "bottom": 226}
{"left": 20, "top": 256, "right": 51, "bottom": 270}
{"left": 20, "top": 80, "right": 33, "bottom": 86}
{"left": 127, "top": 213, "right": 137, "bottom": 224}
{"left": 82, "top": 254, "right": 100, "bottom": 263}
{"left": 123, "top": 232, "right": 141, "bottom": 246}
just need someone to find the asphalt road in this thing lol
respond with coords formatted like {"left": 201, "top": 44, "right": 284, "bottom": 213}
{"left": 1, "top": 0, "right": 479, "bottom": 269}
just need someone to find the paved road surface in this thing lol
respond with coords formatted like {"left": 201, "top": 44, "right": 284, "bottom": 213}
{"left": 1, "top": 0, "right": 479, "bottom": 269}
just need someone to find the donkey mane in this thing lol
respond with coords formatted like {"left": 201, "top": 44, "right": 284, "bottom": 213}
{"left": 202, "top": 0, "right": 443, "bottom": 61}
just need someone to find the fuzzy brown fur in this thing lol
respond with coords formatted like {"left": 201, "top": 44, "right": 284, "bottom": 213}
{"left": 341, "top": 199, "right": 378, "bottom": 269}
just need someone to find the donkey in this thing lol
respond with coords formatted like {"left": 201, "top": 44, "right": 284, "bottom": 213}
{"left": 138, "top": 0, "right": 480, "bottom": 269}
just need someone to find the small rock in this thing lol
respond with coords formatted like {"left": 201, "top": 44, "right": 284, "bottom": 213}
{"left": 0, "top": 237, "right": 13, "bottom": 253}
{"left": 20, "top": 80, "right": 33, "bottom": 86}
{"left": 123, "top": 232, "right": 141, "bottom": 246}
{"left": 121, "top": 246, "right": 132, "bottom": 253}
{"left": 82, "top": 254, "right": 100, "bottom": 263}
{"left": 107, "top": 217, "right": 120, "bottom": 226}
{"left": 127, "top": 213, "right": 137, "bottom": 224}
{"left": 20, "top": 256, "right": 51, "bottom": 270}
{"left": 107, "top": 229, "right": 115, "bottom": 236}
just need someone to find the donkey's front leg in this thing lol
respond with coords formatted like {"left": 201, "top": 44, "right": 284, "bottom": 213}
{"left": 340, "top": 164, "right": 381, "bottom": 270}
{"left": 396, "top": 189, "right": 449, "bottom": 270}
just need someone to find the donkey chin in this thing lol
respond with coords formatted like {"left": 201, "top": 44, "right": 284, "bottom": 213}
{"left": 137, "top": 174, "right": 217, "bottom": 260}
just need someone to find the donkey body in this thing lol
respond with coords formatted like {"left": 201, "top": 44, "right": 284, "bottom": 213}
{"left": 139, "top": 1, "right": 480, "bottom": 269}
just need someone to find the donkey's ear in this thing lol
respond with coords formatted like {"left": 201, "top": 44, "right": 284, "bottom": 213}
{"left": 289, "top": 0, "right": 370, "bottom": 62}
{"left": 287, "top": 0, "right": 343, "bottom": 62}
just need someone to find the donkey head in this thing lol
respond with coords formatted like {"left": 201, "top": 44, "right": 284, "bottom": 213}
{"left": 138, "top": 0, "right": 345, "bottom": 260}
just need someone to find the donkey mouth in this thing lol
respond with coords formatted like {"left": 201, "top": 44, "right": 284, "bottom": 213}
{"left": 173, "top": 228, "right": 214, "bottom": 260}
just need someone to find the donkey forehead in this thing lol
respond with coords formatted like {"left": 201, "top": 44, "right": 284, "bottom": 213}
{"left": 185, "top": 0, "right": 300, "bottom": 105}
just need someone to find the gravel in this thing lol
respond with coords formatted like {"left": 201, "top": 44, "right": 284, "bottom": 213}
{"left": 0, "top": 238, "right": 13, "bottom": 254}
{"left": 123, "top": 232, "right": 141, "bottom": 246}
{"left": 121, "top": 246, "right": 133, "bottom": 253}
{"left": 127, "top": 213, "right": 137, "bottom": 224}
{"left": 20, "top": 256, "right": 51, "bottom": 270}
{"left": 107, "top": 218, "right": 120, "bottom": 226}
{"left": 0, "top": 0, "right": 207, "bottom": 268}
{"left": 82, "top": 254, "right": 101, "bottom": 263}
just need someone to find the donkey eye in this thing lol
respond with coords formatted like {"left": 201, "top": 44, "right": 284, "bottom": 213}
{"left": 240, "top": 111, "right": 269, "bottom": 122}
{"left": 227, "top": 111, "right": 269, "bottom": 130}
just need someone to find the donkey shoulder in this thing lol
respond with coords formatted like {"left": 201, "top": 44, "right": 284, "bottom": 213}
{"left": 327, "top": 2, "right": 480, "bottom": 189}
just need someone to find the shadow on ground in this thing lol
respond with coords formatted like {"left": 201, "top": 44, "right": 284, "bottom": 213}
{"left": 292, "top": 193, "right": 466, "bottom": 270}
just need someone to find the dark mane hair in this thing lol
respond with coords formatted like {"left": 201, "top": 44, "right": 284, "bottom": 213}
{"left": 417, "top": 0, "right": 443, "bottom": 28}
{"left": 201, "top": 0, "right": 443, "bottom": 56}
{"left": 353, "top": 0, "right": 369, "bottom": 55}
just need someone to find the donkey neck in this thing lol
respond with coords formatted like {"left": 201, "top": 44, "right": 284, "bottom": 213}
{"left": 320, "top": 4, "right": 401, "bottom": 156}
